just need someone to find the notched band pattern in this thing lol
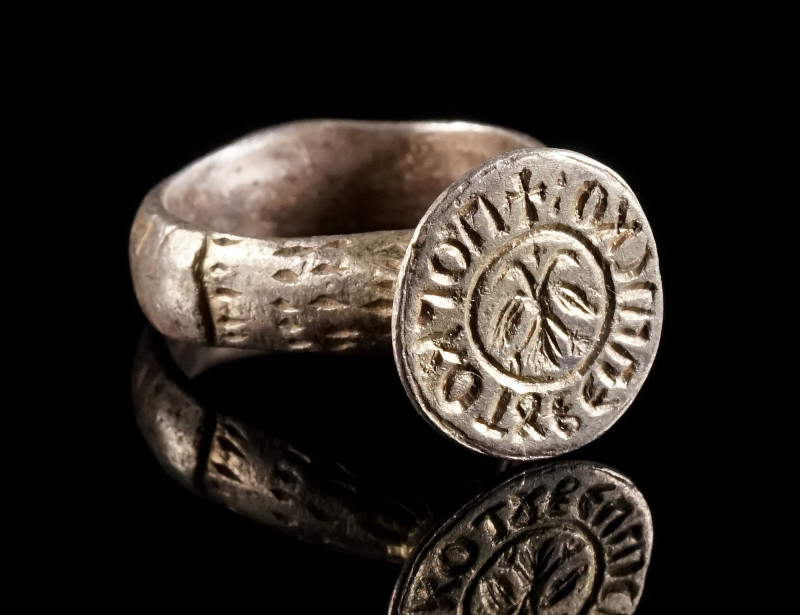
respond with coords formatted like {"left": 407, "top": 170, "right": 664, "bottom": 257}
{"left": 132, "top": 206, "right": 411, "bottom": 352}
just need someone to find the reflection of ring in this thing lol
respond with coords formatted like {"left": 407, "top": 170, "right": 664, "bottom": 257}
{"left": 132, "top": 329, "right": 433, "bottom": 562}
{"left": 131, "top": 333, "right": 653, "bottom": 612}
{"left": 132, "top": 331, "right": 652, "bottom": 612}
{"left": 130, "top": 120, "right": 662, "bottom": 460}
{"left": 391, "top": 460, "right": 652, "bottom": 615}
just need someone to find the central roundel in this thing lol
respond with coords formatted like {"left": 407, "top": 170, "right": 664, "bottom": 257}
{"left": 464, "top": 525, "right": 598, "bottom": 615}
{"left": 468, "top": 227, "right": 609, "bottom": 387}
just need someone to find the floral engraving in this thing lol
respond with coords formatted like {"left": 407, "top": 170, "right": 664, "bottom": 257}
{"left": 485, "top": 248, "right": 598, "bottom": 378}
{"left": 467, "top": 529, "right": 594, "bottom": 615}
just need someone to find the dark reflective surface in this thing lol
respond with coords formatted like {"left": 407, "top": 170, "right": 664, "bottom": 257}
{"left": 132, "top": 330, "right": 654, "bottom": 614}
{"left": 391, "top": 460, "right": 652, "bottom": 615}
{"left": 91, "top": 80, "right": 768, "bottom": 612}
{"left": 132, "top": 330, "right": 512, "bottom": 562}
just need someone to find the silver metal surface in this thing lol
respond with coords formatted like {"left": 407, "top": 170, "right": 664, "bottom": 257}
{"left": 130, "top": 120, "right": 541, "bottom": 352}
{"left": 390, "top": 460, "right": 652, "bottom": 615}
{"left": 393, "top": 150, "right": 662, "bottom": 459}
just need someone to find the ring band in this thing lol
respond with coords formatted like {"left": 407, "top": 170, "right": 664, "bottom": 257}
{"left": 130, "top": 120, "right": 541, "bottom": 352}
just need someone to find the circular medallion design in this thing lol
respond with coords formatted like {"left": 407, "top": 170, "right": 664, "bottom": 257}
{"left": 469, "top": 226, "right": 611, "bottom": 387}
{"left": 390, "top": 461, "right": 653, "bottom": 615}
{"left": 393, "top": 149, "right": 662, "bottom": 459}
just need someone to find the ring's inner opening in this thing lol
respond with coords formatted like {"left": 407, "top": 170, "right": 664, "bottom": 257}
{"left": 163, "top": 121, "right": 538, "bottom": 238}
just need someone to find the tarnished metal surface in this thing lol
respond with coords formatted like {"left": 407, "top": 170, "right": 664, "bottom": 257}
{"left": 130, "top": 120, "right": 541, "bottom": 352}
{"left": 393, "top": 150, "right": 662, "bottom": 459}
{"left": 391, "top": 460, "right": 652, "bottom": 615}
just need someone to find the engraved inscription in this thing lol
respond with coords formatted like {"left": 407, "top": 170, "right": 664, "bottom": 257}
{"left": 396, "top": 150, "right": 662, "bottom": 459}
{"left": 393, "top": 462, "right": 652, "bottom": 615}
{"left": 429, "top": 240, "right": 470, "bottom": 286}
{"left": 443, "top": 368, "right": 482, "bottom": 410}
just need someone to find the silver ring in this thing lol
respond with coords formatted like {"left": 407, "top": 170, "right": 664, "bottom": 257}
{"left": 130, "top": 120, "right": 662, "bottom": 460}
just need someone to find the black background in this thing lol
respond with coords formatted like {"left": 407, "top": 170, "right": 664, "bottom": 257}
{"left": 79, "top": 49, "right": 769, "bottom": 614}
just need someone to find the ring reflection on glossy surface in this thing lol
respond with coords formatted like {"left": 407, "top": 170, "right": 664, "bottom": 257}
{"left": 132, "top": 330, "right": 433, "bottom": 561}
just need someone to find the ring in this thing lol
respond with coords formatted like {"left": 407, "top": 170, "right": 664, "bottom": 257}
{"left": 130, "top": 120, "right": 662, "bottom": 460}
